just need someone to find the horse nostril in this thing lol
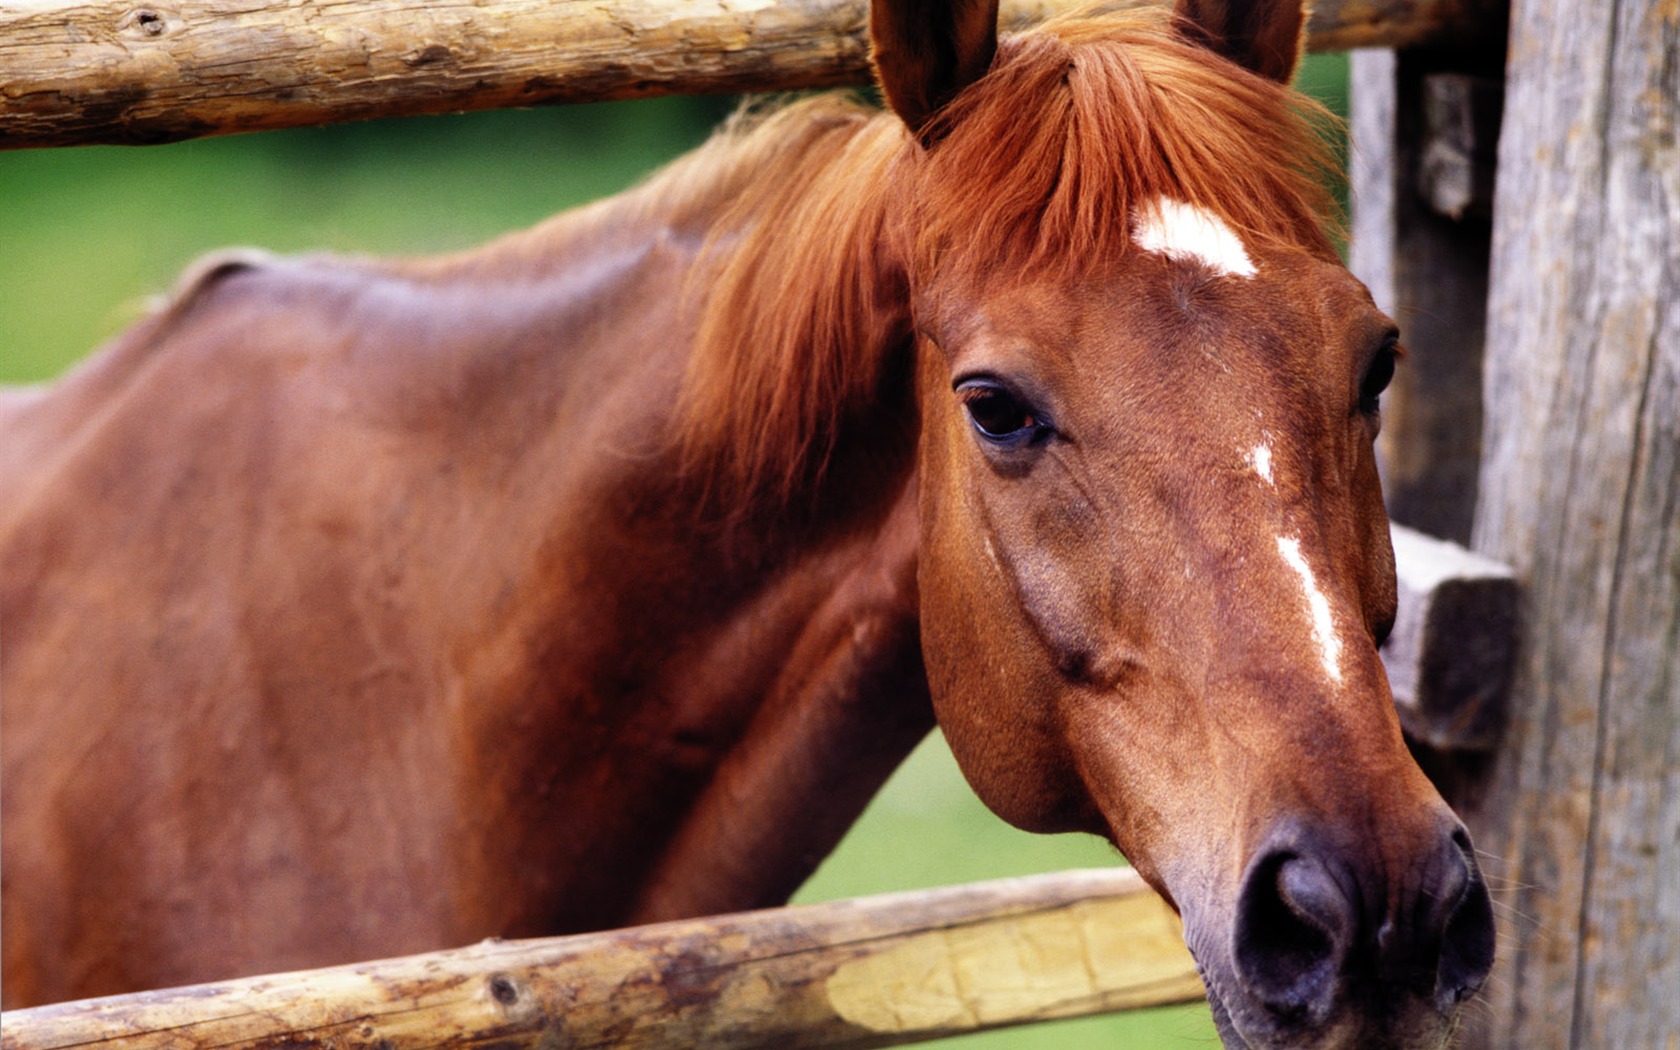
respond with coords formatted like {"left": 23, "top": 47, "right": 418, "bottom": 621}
{"left": 1233, "top": 850, "right": 1353, "bottom": 1022}
{"left": 1436, "top": 831, "right": 1496, "bottom": 1008}
{"left": 1385, "top": 826, "right": 1498, "bottom": 1006}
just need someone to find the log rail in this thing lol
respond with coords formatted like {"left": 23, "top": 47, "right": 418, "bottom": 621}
{"left": 0, "top": 868, "right": 1203, "bottom": 1050}
{"left": 1, "top": 0, "right": 1507, "bottom": 149}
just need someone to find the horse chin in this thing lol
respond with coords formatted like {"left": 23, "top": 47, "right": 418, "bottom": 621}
{"left": 1184, "top": 921, "right": 1267, "bottom": 1050}
{"left": 1187, "top": 919, "right": 1463, "bottom": 1050}
{"left": 1200, "top": 981, "right": 1459, "bottom": 1050}
{"left": 1203, "top": 983, "right": 1257, "bottom": 1050}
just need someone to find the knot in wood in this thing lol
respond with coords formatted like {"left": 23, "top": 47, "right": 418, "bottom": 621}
{"left": 403, "top": 44, "right": 455, "bottom": 68}
{"left": 488, "top": 972, "right": 522, "bottom": 1007}
{"left": 119, "top": 8, "right": 171, "bottom": 40}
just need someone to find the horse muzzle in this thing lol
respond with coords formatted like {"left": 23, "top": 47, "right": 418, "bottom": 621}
{"left": 1186, "top": 814, "right": 1495, "bottom": 1050}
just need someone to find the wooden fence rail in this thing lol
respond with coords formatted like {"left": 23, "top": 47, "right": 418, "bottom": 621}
{"left": 0, "top": 0, "right": 1507, "bottom": 149}
{"left": 0, "top": 868, "right": 1203, "bottom": 1050}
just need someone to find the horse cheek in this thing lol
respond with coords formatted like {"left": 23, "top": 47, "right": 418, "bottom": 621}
{"left": 914, "top": 400, "right": 1088, "bottom": 831}
{"left": 1351, "top": 445, "right": 1399, "bottom": 641}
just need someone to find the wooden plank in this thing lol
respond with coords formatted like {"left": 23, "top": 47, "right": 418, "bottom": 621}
{"left": 0, "top": 0, "right": 1508, "bottom": 149}
{"left": 1381, "top": 524, "right": 1517, "bottom": 751}
{"left": 1455, "top": 0, "right": 1680, "bottom": 1044}
{"left": 0, "top": 868, "right": 1204, "bottom": 1050}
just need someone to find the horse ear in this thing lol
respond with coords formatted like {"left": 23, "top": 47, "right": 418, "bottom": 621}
{"left": 870, "top": 0, "right": 1000, "bottom": 143}
{"left": 1172, "top": 0, "right": 1307, "bottom": 84}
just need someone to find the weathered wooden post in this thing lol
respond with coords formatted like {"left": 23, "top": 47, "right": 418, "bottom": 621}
{"left": 1454, "top": 0, "right": 1680, "bottom": 1044}
{"left": 1346, "top": 2, "right": 1507, "bottom": 544}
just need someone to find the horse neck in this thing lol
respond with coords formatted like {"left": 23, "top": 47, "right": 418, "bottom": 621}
{"left": 432, "top": 108, "right": 933, "bottom": 927}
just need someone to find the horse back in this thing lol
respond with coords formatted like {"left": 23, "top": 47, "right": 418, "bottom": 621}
{"left": 0, "top": 232, "right": 699, "bottom": 1002}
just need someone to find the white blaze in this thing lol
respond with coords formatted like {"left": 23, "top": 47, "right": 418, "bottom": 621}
{"left": 1275, "top": 535, "right": 1344, "bottom": 684}
{"left": 1131, "top": 197, "right": 1258, "bottom": 278}
{"left": 1247, "top": 442, "right": 1275, "bottom": 485}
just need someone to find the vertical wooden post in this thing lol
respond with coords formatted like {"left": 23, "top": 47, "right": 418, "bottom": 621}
{"left": 1457, "top": 0, "right": 1680, "bottom": 1044}
{"left": 1347, "top": 29, "right": 1505, "bottom": 546}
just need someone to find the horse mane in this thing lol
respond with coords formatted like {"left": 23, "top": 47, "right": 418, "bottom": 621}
{"left": 666, "top": 5, "right": 1341, "bottom": 518}
{"left": 658, "top": 97, "right": 913, "bottom": 520}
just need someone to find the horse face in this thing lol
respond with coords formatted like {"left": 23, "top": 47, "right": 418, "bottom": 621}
{"left": 872, "top": 1, "right": 1492, "bottom": 1044}
{"left": 912, "top": 238, "right": 1493, "bottom": 1048}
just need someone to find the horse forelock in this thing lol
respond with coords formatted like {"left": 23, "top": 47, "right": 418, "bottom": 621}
{"left": 911, "top": 8, "right": 1343, "bottom": 282}
{"left": 667, "top": 7, "right": 1343, "bottom": 522}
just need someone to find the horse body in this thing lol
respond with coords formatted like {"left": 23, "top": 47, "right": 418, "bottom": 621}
{"left": 3, "top": 3, "right": 1494, "bottom": 1046}
{"left": 1, "top": 137, "right": 930, "bottom": 1001}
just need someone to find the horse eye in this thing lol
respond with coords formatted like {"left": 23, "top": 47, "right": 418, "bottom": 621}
{"left": 1359, "top": 339, "right": 1400, "bottom": 415}
{"left": 956, "top": 379, "right": 1050, "bottom": 446}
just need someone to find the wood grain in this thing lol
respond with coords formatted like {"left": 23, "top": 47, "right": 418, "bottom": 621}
{"left": 1460, "top": 0, "right": 1680, "bottom": 1044}
{"left": 0, "top": 0, "right": 1506, "bottom": 148}
{"left": 0, "top": 868, "right": 1203, "bottom": 1050}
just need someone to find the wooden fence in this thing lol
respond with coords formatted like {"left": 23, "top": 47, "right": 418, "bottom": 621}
{"left": 2, "top": 0, "right": 1674, "bottom": 1044}
{"left": 2, "top": 0, "right": 1501, "bottom": 147}
{"left": 1346, "top": 0, "right": 1679, "bottom": 1045}
{"left": 0, "top": 869, "right": 1202, "bottom": 1050}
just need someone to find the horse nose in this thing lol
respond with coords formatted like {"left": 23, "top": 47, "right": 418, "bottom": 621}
{"left": 1231, "top": 822, "right": 1496, "bottom": 1027}
{"left": 1232, "top": 845, "right": 1355, "bottom": 1023}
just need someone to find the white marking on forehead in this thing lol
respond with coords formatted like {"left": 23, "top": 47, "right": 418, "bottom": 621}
{"left": 1276, "top": 535, "right": 1344, "bottom": 684}
{"left": 1131, "top": 197, "right": 1258, "bottom": 278}
{"left": 1247, "top": 442, "right": 1275, "bottom": 485}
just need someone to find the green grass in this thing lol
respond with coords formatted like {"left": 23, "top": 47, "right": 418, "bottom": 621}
{"left": 0, "top": 97, "right": 733, "bottom": 383}
{"left": 2, "top": 59, "right": 1349, "bottom": 1043}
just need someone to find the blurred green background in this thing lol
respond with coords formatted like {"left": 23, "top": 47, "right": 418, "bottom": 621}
{"left": 0, "top": 52, "right": 1347, "bottom": 1047}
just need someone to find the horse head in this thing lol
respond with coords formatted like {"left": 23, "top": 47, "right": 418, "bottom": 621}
{"left": 872, "top": 1, "right": 1495, "bottom": 1046}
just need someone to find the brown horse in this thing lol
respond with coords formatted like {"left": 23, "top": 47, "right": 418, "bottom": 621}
{"left": 0, "top": 0, "right": 1493, "bottom": 1044}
